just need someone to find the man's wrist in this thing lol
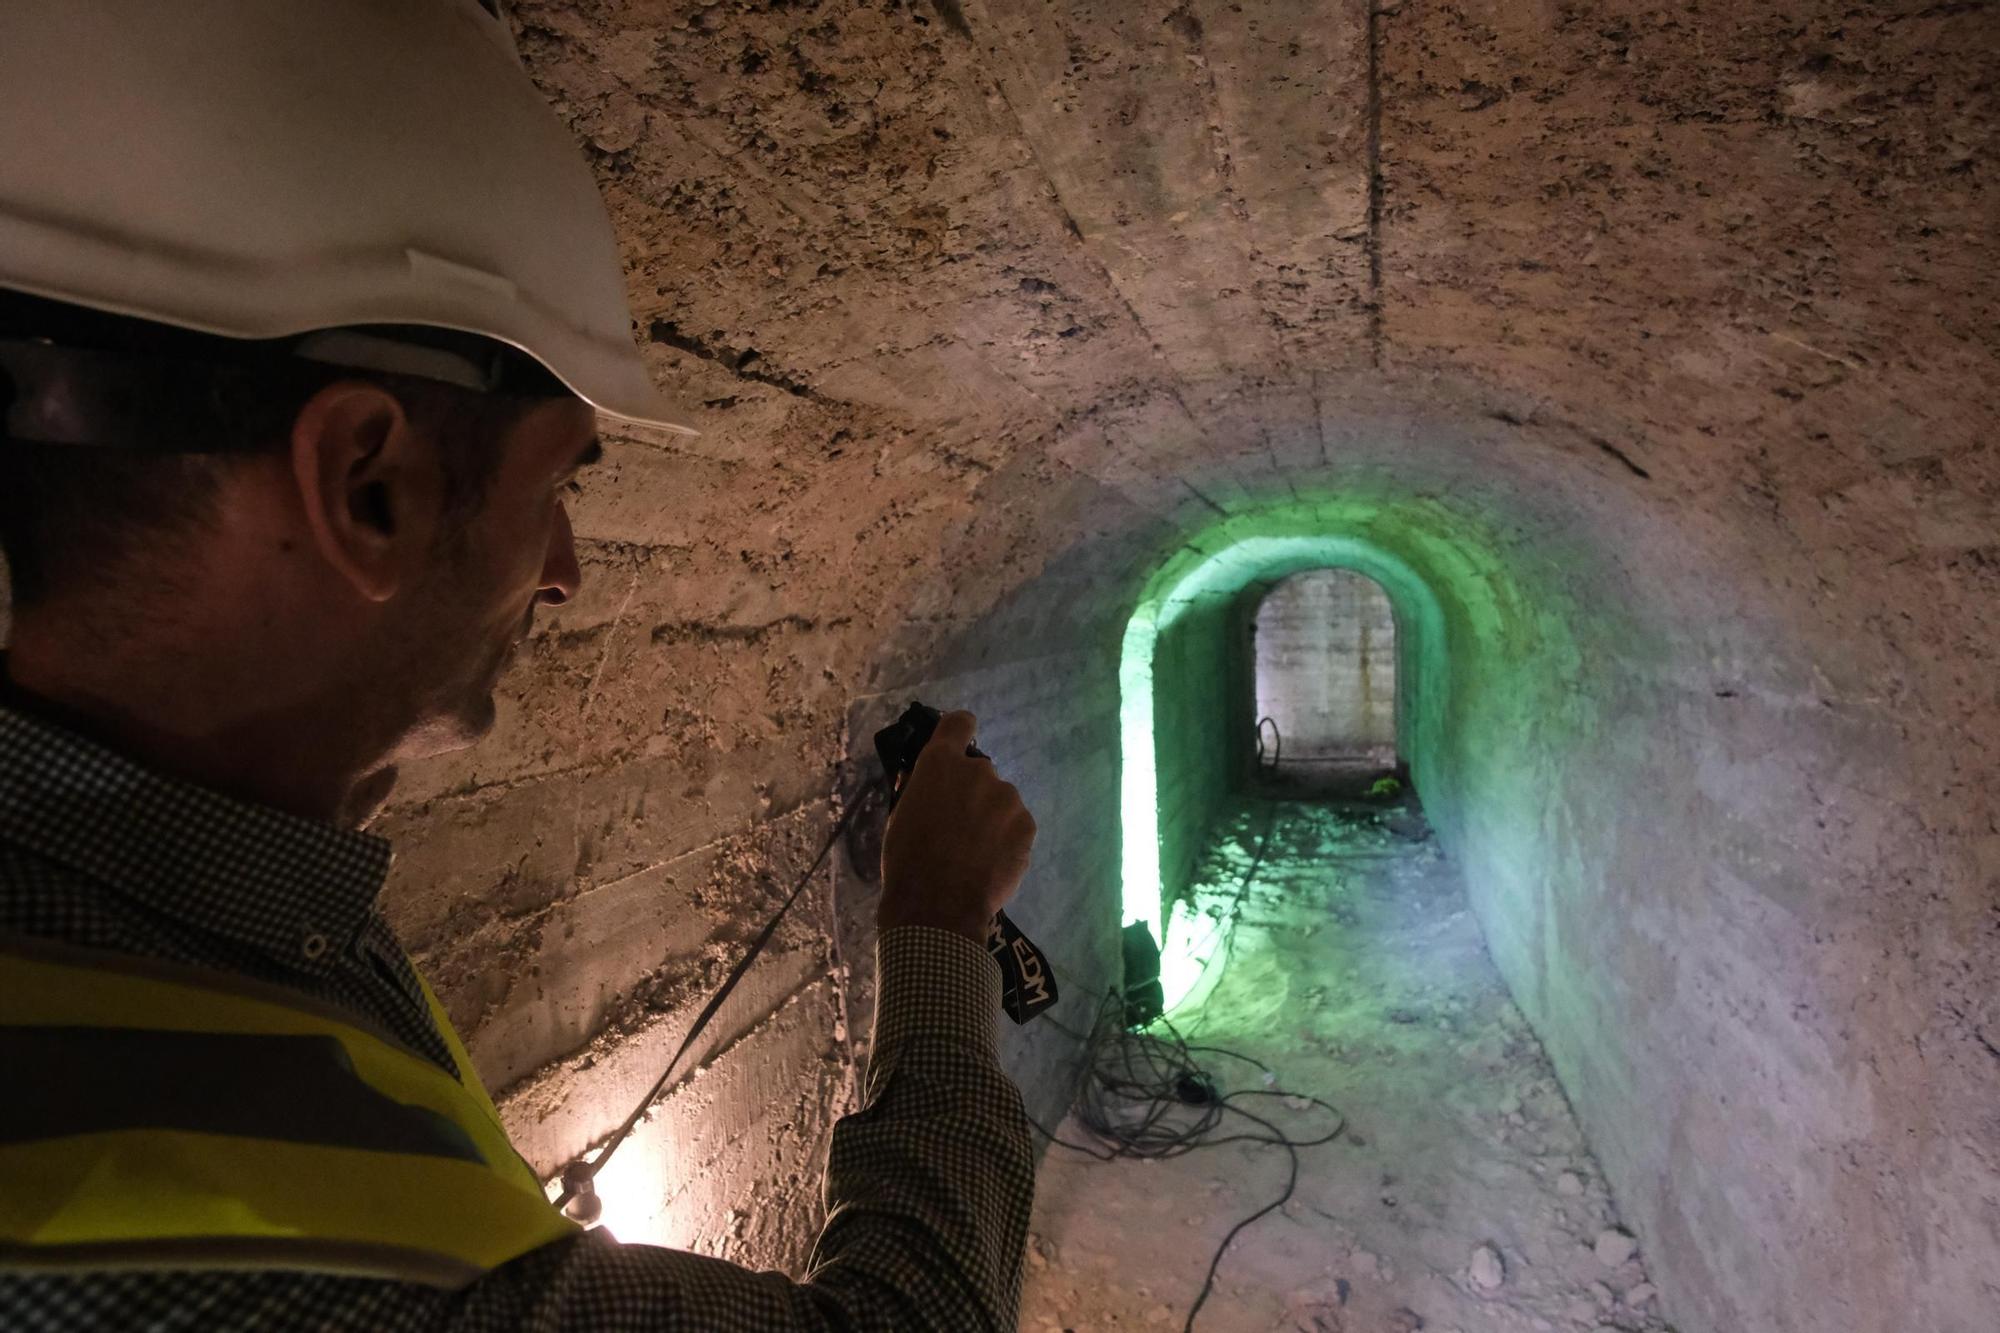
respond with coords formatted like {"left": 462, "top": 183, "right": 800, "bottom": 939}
{"left": 872, "top": 925, "right": 1004, "bottom": 1057}
{"left": 876, "top": 904, "right": 992, "bottom": 946}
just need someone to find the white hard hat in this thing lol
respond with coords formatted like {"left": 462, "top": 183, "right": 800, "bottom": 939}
{"left": 0, "top": 0, "right": 695, "bottom": 435}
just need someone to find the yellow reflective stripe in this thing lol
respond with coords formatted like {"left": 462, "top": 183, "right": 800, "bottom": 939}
{"left": 411, "top": 968, "right": 513, "bottom": 1146}
{"left": 0, "top": 948, "right": 577, "bottom": 1279}
{"left": 0, "top": 1131, "right": 572, "bottom": 1283}
{"left": 0, "top": 951, "right": 533, "bottom": 1192}
{"left": 408, "top": 964, "right": 552, "bottom": 1198}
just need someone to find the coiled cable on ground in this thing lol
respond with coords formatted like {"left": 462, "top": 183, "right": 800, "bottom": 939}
{"left": 1031, "top": 977, "right": 1344, "bottom": 1330}
{"left": 1026, "top": 787, "right": 1342, "bottom": 1330}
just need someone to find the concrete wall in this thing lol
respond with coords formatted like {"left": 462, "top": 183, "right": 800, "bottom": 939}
{"left": 420, "top": 0, "right": 2000, "bottom": 1311}
{"left": 999, "top": 431, "right": 1996, "bottom": 1333}
{"left": 1253, "top": 569, "right": 1398, "bottom": 764}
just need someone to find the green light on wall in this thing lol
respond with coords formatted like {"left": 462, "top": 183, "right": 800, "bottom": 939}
{"left": 1120, "top": 596, "right": 1226, "bottom": 1014}
{"left": 1119, "top": 505, "right": 1455, "bottom": 1015}
{"left": 1119, "top": 603, "right": 1163, "bottom": 943}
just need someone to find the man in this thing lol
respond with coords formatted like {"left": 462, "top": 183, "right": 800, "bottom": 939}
{"left": 0, "top": 3, "right": 1038, "bottom": 1330}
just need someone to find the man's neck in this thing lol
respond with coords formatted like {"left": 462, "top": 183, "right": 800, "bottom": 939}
{"left": 0, "top": 630, "right": 397, "bottom": 828}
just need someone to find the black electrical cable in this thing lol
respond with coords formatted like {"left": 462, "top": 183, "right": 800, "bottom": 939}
{"left": 1027, "top": 790, "right": 1341, "bottom": 1332}
{"left": 1029, "top": 987, "right": 1345, "bottom": 1333}
{"left": 1254, "top": 715, "right": 1282, "bottom": 775}
{"left": 1176, "top": 1092, "right": 1316, "bottom": 1330}
{"left": 555, "top": 780, "right": 873, "bottom": 1212}
{"left": 563, "top": 730, "right": 1330, "bottom": 1332}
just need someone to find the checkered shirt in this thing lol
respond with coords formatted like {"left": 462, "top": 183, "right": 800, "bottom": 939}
{"left": 0, "top": 694, "right": 1035, "bottom": 1331}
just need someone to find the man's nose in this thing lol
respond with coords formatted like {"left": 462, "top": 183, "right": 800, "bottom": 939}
{"left": 538, "top": 502, "right": 582, "bottom": 607}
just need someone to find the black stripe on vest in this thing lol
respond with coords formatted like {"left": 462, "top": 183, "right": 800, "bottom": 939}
{"left": 1, "top": 1027, "right": 486, "bottom": 1164}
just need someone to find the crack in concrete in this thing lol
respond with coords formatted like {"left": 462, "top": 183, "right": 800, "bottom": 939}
{"left": 572, "top": 563, "right": 643, "bottom": 918}
{"left": 1180, "top": 478, "right": 1230, "bottom": 517}
{"left": 1591, "top": 436, "right": 1654, "bottom": 480}
{"left": 575, "top": 537, "right": 698, "bottom": 561}
{"left": 580, "top": 566, "right": 642, "bottom": 720}
{"left": 1486, "top": 407, "right": 1653, "bottom": 482}
{"left": 387, "top": 757, "right": 604, "bottom": 813}
{"left": 1262, "top": 422, "right": 1304, "bottom": 502}
{"left": 929, "top": 0, "right": 973, "bottom": 41}
{"left": 1310, "top": 376, "right": 1333, "bottom": 469}
{"left": 933, "top": 445, "right": 997, "bottom": 475}
{"left": 953, "top": 1, "right": 1226, "bottom": 469}
{"left": 646, "top": 319, "right": 825, "bottom": 401}
{"left": 650, "top": 614, "right": 850, "bottom": 646}
{"left": 1163, "top": 6, "right": 1243, "bottom": 218}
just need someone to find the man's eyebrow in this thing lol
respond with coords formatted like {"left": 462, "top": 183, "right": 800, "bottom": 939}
{"left": 565, "top": 438, "right": 604, "bottom": 474}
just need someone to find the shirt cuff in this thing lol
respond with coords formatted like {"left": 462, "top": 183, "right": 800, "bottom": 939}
{"left": 873, "top": 925, "right": 1003, "bottom": 1056}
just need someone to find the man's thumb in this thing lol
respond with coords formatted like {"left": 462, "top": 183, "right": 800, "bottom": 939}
{"left": 928, "top": 709, "right": 978, "bottom": 756}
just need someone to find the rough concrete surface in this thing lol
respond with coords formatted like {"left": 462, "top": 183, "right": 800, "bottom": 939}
{"left": 5, "top": 1, "right": 1991, "bottom": 1327}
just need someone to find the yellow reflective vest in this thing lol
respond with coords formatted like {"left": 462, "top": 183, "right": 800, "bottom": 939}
{"left": 0, "top": 935, "right": 577, "bottom": 1288}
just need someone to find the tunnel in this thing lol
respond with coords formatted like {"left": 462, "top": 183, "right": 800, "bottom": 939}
{"left": 5, "top": 4, "right": 1983, "bottom": 1332}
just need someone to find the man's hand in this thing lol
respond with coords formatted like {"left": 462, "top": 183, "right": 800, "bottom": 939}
{"left": 879, "top": 710, "right": 1036, "bottom": 943}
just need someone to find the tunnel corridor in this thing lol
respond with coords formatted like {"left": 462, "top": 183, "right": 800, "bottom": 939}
{"left": 1, "top": 4, "right": 1968, "bottom": 1332}
{"left": 1030, "top": 539, "right": 1651, "bottom": 1326}
{"left": 1024, "top": 797, "right": 1671, "bottom": 1333}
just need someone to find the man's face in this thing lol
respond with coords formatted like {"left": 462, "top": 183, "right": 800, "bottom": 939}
{"left": 391, "top": 397, "right": 598, "bottom": 758}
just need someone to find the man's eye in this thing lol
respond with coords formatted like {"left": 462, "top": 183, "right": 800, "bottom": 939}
{"left": 562, "top": 479, "right": 585, "bottom": 497}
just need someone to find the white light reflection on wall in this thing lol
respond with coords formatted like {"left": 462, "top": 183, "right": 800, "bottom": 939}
{"left": 547, "top": 1119, "right": 689, "bottom": 1251}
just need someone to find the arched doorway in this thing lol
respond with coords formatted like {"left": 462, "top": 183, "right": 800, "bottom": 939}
{"left": 1250, "top": 569, "right": 1399, "bottom": 792}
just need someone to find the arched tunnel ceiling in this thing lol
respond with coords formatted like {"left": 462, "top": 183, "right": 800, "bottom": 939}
{"left": 515, "top": 0, "right": 1991, "bottom": 513}
{"left": 451, "top": 0, "right": 2000, "bottom": 818}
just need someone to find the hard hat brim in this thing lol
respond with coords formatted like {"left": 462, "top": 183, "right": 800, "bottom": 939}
{"left": 0, "top": 1, "right": 699, "bottom": 438}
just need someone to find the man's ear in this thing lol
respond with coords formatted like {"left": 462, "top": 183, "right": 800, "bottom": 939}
{"left": 288, "top": 382, "right": 443, "bottom": 604}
